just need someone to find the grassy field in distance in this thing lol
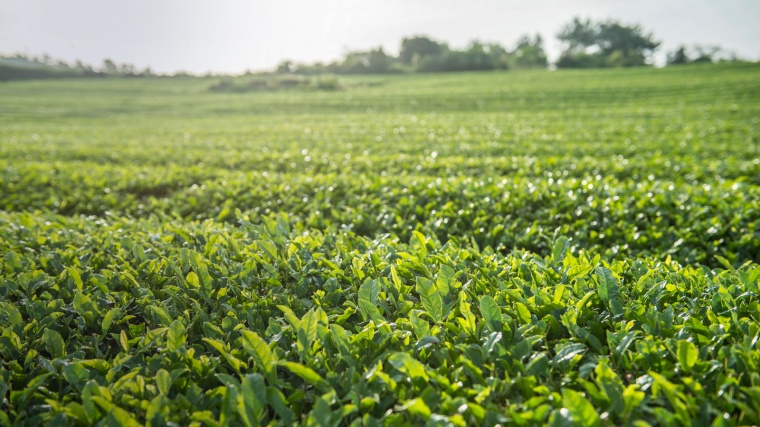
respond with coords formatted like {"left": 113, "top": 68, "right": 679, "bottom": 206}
{"left": 1, "top": 63, "right": 759, "bottom": 425}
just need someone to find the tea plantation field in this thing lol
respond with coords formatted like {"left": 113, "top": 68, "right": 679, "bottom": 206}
{"left": 1, "top": 63, "right": 759, "bottom": 426}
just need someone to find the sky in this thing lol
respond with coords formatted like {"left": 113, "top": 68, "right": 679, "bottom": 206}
{"left": 1, "top": 0, "right": 759, "bottom": 74}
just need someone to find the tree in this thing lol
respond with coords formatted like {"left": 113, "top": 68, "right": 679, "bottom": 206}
{"left": 367, "top": 48, "right": 393, "bottom": 73}
{"left": 691, "top": 45, "right": 722, "bottom": 63}
{"left": 667, "top": 46, "right": 690, "bottom": 65}
{"left": 417, "top": 41, "right": 507, "bottom": 73}
{"left": 102, "top": 58, "right": 118, "bottom": 74}
{"left": 510, "top": 34, "right": 548, "bottom": 68}
{"left": 399, "top": 36, "right": 447, "bottom": 65}
{"left": 338, "top": 47, "right": 395, "bottom": 74}
{"left": 667, "top": 45, "right": 739, "bottom": 66}
{"left": 276, "top": 61, "right": 293, "bottom": 73}
{"left": 118, "top": 62, "right": 136, "bottom": 75}
{"left": 556, "top": 18, "right": 660, "bottom": 68}
{"left": 557, "top": 18, "right": 598, "bottom": 55}
{"left": 597, "top": 21, "right": 659, "bottom": 66}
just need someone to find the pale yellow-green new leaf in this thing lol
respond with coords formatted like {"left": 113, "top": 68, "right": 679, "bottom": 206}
{"left": 241, "top": 330, "right": 276, "bottom": 381}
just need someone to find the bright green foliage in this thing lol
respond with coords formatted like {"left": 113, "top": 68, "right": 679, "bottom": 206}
{"left": 0, "top": 214, "right": 758, "bottom": 425}
{"left": 1, "top": 64, "right": 760, "bottom": 425}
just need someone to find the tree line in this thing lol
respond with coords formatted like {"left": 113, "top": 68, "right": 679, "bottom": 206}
{"left": 280, "top": 34, "right": 546, "bottom": 75}
{"left": 280, "top": 17, "right": 744, "bottom": 75}
{"left": 1, "top": 16, "right": 749, "bottom": 81}
{"left": 0, "top": 54, "right": 155, "bottom": 81}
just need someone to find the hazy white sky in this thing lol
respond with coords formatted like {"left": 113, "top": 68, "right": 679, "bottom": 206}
{"left": 1, "top": 0, "right": 759, "bottom": 73}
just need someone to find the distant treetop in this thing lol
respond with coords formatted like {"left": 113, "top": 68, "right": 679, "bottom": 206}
{"left": 556, "top": 18, "right": 660, "bottom": 68}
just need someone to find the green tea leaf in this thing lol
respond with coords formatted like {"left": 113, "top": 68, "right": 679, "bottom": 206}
{"left": 185, "top": 271, "right": 200, "bottom": 288}
{"left": 613, "top": 330, "right": 640, "bottom": 357}
{"left": 81, "top": 381, "right": 101, "bottom": 423}
{"left": 479, "top": 295, "right": 501, "bottom": 332}
{"left": 156, "top": 369, "right": 171, "bottom": 395}
{"left": 329, "top": 324, "right": 352, "bottom": 360}
{"left": 307, "top": 396, "right": 337, "bottom": 426}
{"left": 561, "top": 389, "right": 600, "bottom": 427}
{"left": 241, "top": 330, "right": 276, "bottom": 381}
{"left": 412, "top": 230, "right": 428, "bottom": 257}
{"left": 266, "top": 387, "right": 295, "bottom": 424}
{"left": 436, "top": 265, "right": 456, "bottom": 298}
{"left": 42, "top": 328, "right": 65, "bottom": 359}
{"left": 297, "top": 309, "right": 318, "bottom": 356}
{"left": 596, "top": 267, "right": 623, "bottom": 315}
{"left": 567, "top": 264, "right": 593, "bottom": 281}
{"left": 416, "top": 276, "right": 442, "bottom": 323}
{"left": 167, "top": 319, "right": 186, "bottom": 351}
{"left": 220, "top": 384, "right": 238, "bottom": 427}
{"left": 677, "top": 340, "right": 698, "bottom": 371}
{"left": 150, "top": 306, "right": 173, "bottom": 327}
{"left": 101, "top": 308, "right": 120, "bottom": 335}
{"left": 62, "top": 362, "right": 89, "bottom": 392}
{"left": 649, "top": 371, "right": 691, "bottom": 423}
{"left": 66, "top": 266, "right": 84, "bottom": 291}
{"left": 526, "top": 352, "right": 549, "bottom": 376}
{"left": 238, "top": 374, "right": 266, "bottom": 427}
{"left": 398, "top": 398, "right": 432, "bottom": 420}
{"left": 91, "top": 396, "right": 141, "bottom": 427}
{"left": 257, "top": 240, "right": 279, "bottom": 261}
{"left": 623, "top": 385, "right": 645, "bottom": 414}
{"left": 358, "top": 279, "right": 384, "bottom": 322}
{"left": 119, "top": 330, "right": 129, "bottom": 352}
{"left": 73, "top": 292, "right": 99, "bottom": 326}
{"left": 457, "top": 293, "right": 477, "bottom": 336}
{"left": 515, "top": 302, "right": 531, "bottom": 324}
{"left": 409, "top": 310, "right": 430, "bottom": 339}
{"left": 278, "top": 361, "right": 329, "bottom": 389}
{"left": 388, "top": 352, "right": 428, "bottom": 381}
{"left": 181, "top": 248, "right": 212, "bottom": 292}
{"left": 203, "top": 338, "right": 244, "bottom": 374}
{"left": 0, "top": 302, "right": 23, "bottom": 332}
{"left": 146, "top": 395, "right": 169, "bottom": 426}
{"left": 276, "top": 305, "right": 301, "bottom": 329}
{"left": 553, "top": 236, "right": 569, "bottom": 264}
{"left": 552, "top": 343, "right": 586, "bottom": 365}
{"left": 594, "top": 360, "right": 625, "bottom": 415}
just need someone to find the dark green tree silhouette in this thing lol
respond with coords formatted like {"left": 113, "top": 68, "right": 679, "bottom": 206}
{"left": 511, "top": 34, "right": 548, "bottom": 68}
{"left": 667, "top": 45, "right": 741, "bottom": 66}
{"left": 667, "top": 46, "right": 690, "bottom": 65}
{"left": 277, "top": 61, "right": 293, "bottom": 73}
{"left": 102, "top": 58, "right": 118, "bottom": 73}
{"left": 417, "top": 41, "right": 508, "bottom": 72}
{"left": 556, "top": 18, "right": 660, "bottom": 68}
{"left": 399, "top": 36, "right": 447, "bottom": 65}
{"left": 340, "top": 47, "right": 395, "bottom": 74}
